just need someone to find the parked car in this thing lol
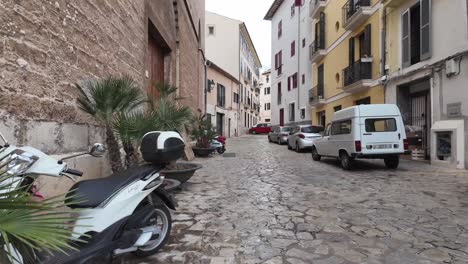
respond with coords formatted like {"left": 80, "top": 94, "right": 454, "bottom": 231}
{"left": 268, "top": 126, "right": 292, "bottom": 144}
{"left": 249, "top": 123, "right": 271, "bottom": 134}
{"left": 287, "top": 125, "right": 324, "bottom": 152}
{"left": 311, "top": 104, "right": 409, "bottom": 170}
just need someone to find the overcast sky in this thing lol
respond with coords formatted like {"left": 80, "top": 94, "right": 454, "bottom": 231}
{"left": 206, "top": 0, "right": 274, "bottom": 71}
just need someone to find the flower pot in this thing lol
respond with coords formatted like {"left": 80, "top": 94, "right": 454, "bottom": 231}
{"left": 192, "top": 147, "right": 215, "bottom": 157}
{"left": 162, "top": 162, "right": 202, "bottom": 183}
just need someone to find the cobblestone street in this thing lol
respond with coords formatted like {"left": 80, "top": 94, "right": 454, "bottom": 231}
{"left": 126, "top": 135, "right": 468, "bottom": 264}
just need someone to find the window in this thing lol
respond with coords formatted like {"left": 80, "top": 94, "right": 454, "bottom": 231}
{"left": 208, "top": 25, "right": 215, "bottom": 35}
{"left": 217, "top": 84, "right": 226, "bottom": 107}
{"left": 287, "top": 76, "right": 291, "bottom": 91}
{"left": 264, "top": 87, "right": 270, "bottom": 95}
{"left": 265, "top": 103, "right": 271, "bottom": 110}
{"left": 278, "top": 20, "right": 282, "bottom": 39}
{"left": 233, "top": 92, "right": 239, "bottom": 103}
{"left": 292, "top": 73, "right": 298, "bottom": 88}
{"left": 302, "top": 126, "right": 324, "bottom": 133}
{"left": 334, "top": 105, "right": 342, "bottom": 112}
{"left": 274, "top": 51, "right": 283, "bottom": 75}
{"left": 355, "top": 97, "right": 371, "bottom": 105}
{"left": 277, "top": 82, "right": 282, "bottom": 104}
{"left": 402, "top": 0, "right": 431, "bottom": 68}
{"left": 265, "top": 118, "right": 271, "bottom": 122}
{"left": 289, "top": 103, "right": 295, "bottom": 121}
{"left": 207, "top": 114, "right": 212, "bottom": 123}
{"left": 244, "top": 112, "right": 247, "bottom": 127}
{"left": 302, "top": 74, "right": 305, "bottom": 84}
{"left": 365, "top": 118, "right": 397, "bottom": 133}
{"left": 358, "top": 24, "right": 372, "bottom": 58}
{"left": 291, "top": 41, "right": 295, "bottom": 57}
{"left": 331, "top": 120, "right": 352, "bottom": 135}
{"left": 317, "top": 111, "right": 326, "bottom": 126}
{"left": 266, "top": 75, "right": 270, "bottom": 83}
{"left": 302, "top": 38, "right": 306, "bottom": 48}
{"left": 300, "top": 108, "right": 305, "bottom": 119}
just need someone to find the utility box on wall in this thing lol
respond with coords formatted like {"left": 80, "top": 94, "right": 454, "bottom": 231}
{"left": 431, "top": 120, "right": 465, "bottom": 170}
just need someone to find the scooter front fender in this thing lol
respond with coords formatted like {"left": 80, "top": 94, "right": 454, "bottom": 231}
{"left": 152, "top": 187, "right": 177, "bottom": 210}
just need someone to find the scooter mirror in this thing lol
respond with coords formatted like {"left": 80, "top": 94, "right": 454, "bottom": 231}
{"left": 89, "top": 143, "right": 106, "bottom": 157}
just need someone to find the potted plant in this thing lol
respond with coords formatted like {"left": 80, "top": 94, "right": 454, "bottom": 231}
{"left": 112, "top": 83, "right": 201, "bottom": 190}
{"left": 191, "top": 114, "right": 217, "bottom": 157}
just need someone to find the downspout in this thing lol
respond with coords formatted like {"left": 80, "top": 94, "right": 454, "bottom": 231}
{"left": 200, "top": 48, "right": 207, "bottom": 114}
{"left": 382, "top": 6, "right": 387, "bottom": 103}
{"left": 297, "top": 3, "right": 301, "bottom": 119}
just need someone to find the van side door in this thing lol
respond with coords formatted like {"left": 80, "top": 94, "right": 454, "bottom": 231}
{"left": 329, "top": 119, "right": 353, "bottom": 157}
{"left": 316, "top": 124, "right": 331, "bottom": 156}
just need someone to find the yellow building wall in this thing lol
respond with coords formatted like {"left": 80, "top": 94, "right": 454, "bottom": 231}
{"left": 310, "top": 0, "right": 384, "bottom": 126}
{"left": 311, "top": 85, "right": 385, "bottom": 125}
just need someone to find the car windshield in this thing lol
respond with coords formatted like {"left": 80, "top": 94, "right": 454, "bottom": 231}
{"left": 280, "top": 127, "right": 292, "bottom": 132}
{"left": 301, "top": 126, "right": 324, "bottom": 133}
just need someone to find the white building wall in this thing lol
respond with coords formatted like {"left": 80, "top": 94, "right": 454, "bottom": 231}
{"left": 270, "top": 1, "right": 312, "bottom": 126}
{"left": 205, "top": 12, "right": 241, "bottom": 79}
{"left": 259, "top": 71, "right": 272, "bottom": 123}
{"left": 385, "top": 0, "right": 468, "bottom": 169}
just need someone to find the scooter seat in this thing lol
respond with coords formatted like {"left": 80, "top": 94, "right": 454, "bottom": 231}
{"left": 66, "top": 165, "right": 161, "bottom": 209}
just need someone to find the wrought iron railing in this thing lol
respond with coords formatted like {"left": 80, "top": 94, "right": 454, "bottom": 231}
{"left": 343, "top": 60, "right": 372, "bottom": 87}
{"left": 309, "top": 86, "right": 324, "bottom": 104}
{"left": 342, "top": 0, "right": 371, "bottom": 24}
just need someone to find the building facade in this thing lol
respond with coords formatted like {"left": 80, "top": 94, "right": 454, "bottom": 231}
{"left": 265, "top": 0, "right": 313, "bottom": 127}
{"left": 206, "top": 62, "right": 240, "bottom": 138}
{"left": 205, "top": 12, "right": 262, "bottom": 135}
{"left": 0, "top": 0, "right": 205, "bottom": 195}
{"left": 383, "top": 0, "right": 468, "bottom": 169}
{"left": 259, "top": 70, "right": 272, "bottom": 123}
{"left": 308, "top": 0, "right": 384, "bottom": 127}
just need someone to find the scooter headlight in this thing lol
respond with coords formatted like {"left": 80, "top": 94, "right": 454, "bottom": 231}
{"left": 0, "top": 150, "right": 38, "bottom": 176}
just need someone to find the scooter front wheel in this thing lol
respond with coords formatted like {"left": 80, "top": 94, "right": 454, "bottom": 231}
{"left": 132, "top": 197, "right": 172, "bottom": 257}
{"left": 216, "top": 147, "right": 226, "bottom": 154}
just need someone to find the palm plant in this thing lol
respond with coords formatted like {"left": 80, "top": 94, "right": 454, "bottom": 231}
{"left": 113, "top": 83, "right": 192, "bottom": 167}
{"left": 191, "top": 113, "right": 217, "bottom": 148}
{"left": 0, "top": 169, "right": 80, "bottom": 263}
{"left": 75, "top": 76, "right": 145, "bottom": 172}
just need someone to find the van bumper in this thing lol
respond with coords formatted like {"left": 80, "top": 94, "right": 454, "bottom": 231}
{"left": 351, "top": 152, "right": 405, "bottom": 159}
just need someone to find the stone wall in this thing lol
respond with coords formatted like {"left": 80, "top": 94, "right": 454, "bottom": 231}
{"left": 0, "top": 0, "right": 205, "bottom": 195}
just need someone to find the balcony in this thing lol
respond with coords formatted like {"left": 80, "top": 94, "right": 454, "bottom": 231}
{"left": 309, "top": 0, "right": 327, "bottom": 20}
{"left": 309, "top": 40, "right": 326, "bottom": 64}
{"left": 309, "top": 86, "right": 326, "bottom": 107}
{"left": 383, "top": 0, "right": 407, "bottom": 7}
{"left": 342, "top": 0, "right": 372, "bottom": 31}
{"left": 342, "top": 60, "right": 373, "bottom": 93}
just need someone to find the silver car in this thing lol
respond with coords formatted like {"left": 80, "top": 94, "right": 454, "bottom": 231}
{"left": 268, "top": 126, "right": 292, "bottom": 144}
{"left": 287, "top": 125, "right": 324, "bottom": 152}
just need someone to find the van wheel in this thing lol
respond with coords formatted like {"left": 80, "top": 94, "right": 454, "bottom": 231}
{"left": 312, "top": 147, "right": 321, "bottom": 161}
{"left": 340, "top": 151, "right": 353, "bottom": 170}
{"left": 384, "top": 156, "right": 400, "bottom": 169}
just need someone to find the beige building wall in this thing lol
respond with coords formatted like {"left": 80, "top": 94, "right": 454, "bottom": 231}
{"left": 207, "top": 65, "right": 240, "bottom": 138}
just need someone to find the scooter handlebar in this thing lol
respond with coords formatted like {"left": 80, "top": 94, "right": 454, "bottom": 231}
{"left": 64, "top": 168, "right": 83, "bottom": 177}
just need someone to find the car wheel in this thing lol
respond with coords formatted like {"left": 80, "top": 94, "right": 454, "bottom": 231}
{"left": 339, "top": 151, "right": 353, "bottom": 170}
{"left": 295, "top": 142, "right": 301, "bottom": 153}
{"left": 384, "top": 156, "right": 400, "bottom": 169}
{"left": 311, "top": 147, "right": 321, "bottom": 161}
{"left": 287, "top": 141, "right": 292, "bottom": 150}
{"left": 268, "top": 136, "right": 272, "bottom": 143}
{"left": 252, "top": 131, "right": 257, "bottom": 135}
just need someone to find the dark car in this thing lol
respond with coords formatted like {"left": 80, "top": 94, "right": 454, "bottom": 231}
{"left": 268, "top": 126, "right": 292, "bottom": 144}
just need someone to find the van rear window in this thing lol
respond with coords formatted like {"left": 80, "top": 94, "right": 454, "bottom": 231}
{"left": 365, "top": 118, "right": 397, "bottom": 132}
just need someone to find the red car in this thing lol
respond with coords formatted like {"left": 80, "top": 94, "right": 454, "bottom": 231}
{"left": 249, "top": 123, "right": 272, "bottom": 134}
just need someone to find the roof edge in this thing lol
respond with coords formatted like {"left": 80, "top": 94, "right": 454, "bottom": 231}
{"left": 264, "top": 0, "right": 284, "bottom": 20}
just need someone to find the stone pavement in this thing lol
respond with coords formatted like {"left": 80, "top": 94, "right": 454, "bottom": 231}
{"left": 123, "top": 135, "right": 468, "bottom": 264}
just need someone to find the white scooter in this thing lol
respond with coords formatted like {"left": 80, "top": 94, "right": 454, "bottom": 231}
{"left": 0, "top": 131, "right": 182, "bottom": 264}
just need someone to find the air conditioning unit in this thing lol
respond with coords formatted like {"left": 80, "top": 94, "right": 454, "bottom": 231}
{"left": 446, "top": 59, "right": 459, "bottom": 77}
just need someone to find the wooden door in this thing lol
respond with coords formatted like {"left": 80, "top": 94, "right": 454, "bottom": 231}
{"left": 279, "top": 109, "right": 284, "bottom": 126}
{"left": 148, "top": 34, "right": 165, "bottom": 100}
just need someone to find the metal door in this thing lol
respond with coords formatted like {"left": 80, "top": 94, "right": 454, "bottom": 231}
{"left": 411, "top": 93, "right": 430, "bottom": 159}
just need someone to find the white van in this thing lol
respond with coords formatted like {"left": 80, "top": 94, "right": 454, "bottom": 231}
{"left": 311, "top": 104, "right": 408, "bottom": 170}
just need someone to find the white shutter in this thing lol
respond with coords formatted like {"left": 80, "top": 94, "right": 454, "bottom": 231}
{"left": 420, "top": 0, "right": 432, "bottom": 61}
{"left": 402, "top": 10, "right": 411, "bottom": 68}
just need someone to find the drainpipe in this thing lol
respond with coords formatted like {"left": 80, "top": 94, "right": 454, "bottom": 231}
{"left": 297, "top": 3, "right": 301, "bottom": 121}
{"left": 381, "top": 6, "right": 387, "bottom": 103}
